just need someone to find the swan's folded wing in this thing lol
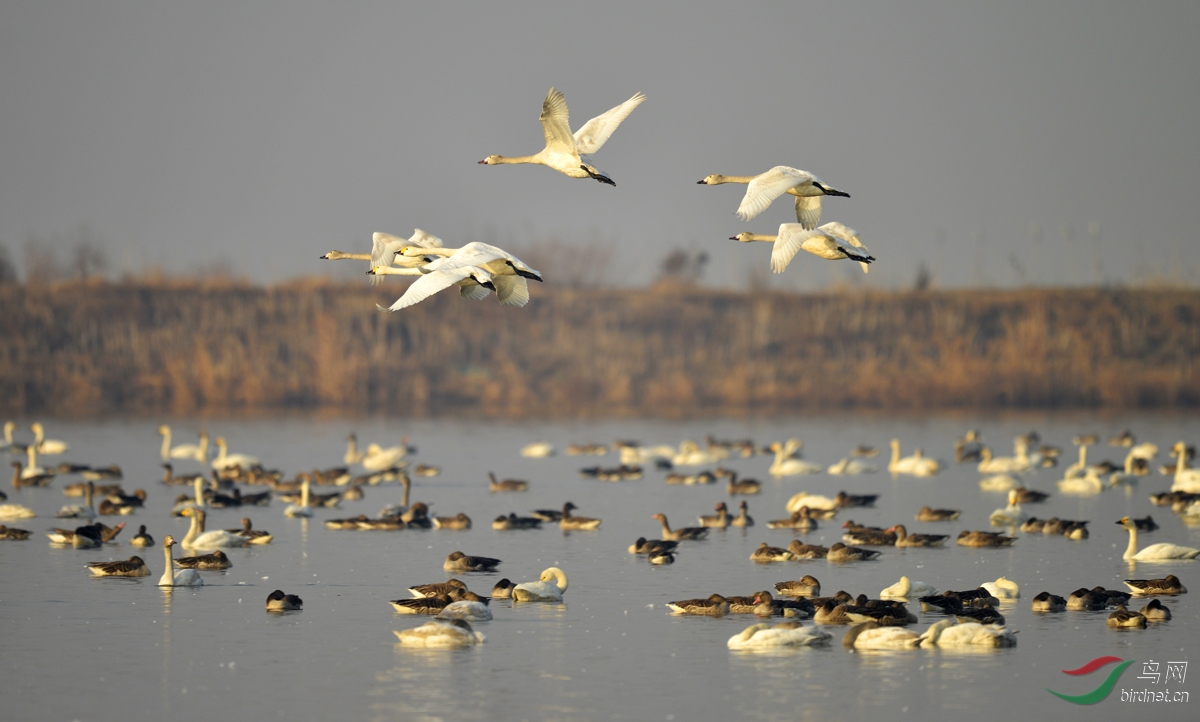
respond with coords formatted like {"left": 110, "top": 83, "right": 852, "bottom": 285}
{"left": 794, "top": 195, "right": 822, "bottom": 230}
{"left": 573, "top": 92, "right": 646, "bottom": 155}
{"left": 459, "top": 283, "right": 492, "bottom": 301}
{"left": 540, "top": 88, "right": 576, "bottom": 155}
{"left": 493, "top": 275, "right": 530, "bottom": 307}
{"left": 384, "top": 269, "right": 473, "bottom": 311}
{"left": 819, "top": 222, "right": 870, "bottom": 273}
{"left": 736, "top": 166, "right": 815, "bottom": 221}
{"left": 770, "top": 224, "right": 820, "bottom": 274}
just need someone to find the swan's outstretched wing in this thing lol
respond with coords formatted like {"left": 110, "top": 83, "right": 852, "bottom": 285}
{"left": 408, "top": 229, "right": 443, "bottom": 249}
{"left": 540, "top": 88, "right": 577, "bottom": 155}
{"left": 369, "top": 232, "right": 408, "bottom": 285}
{"left": 381, "top": 266, "right": 482, "bottom": 311}
{"left": 819, "top": 222, "right": 870, "bottom": 273}
{"left": 736, "top": 166, "right": 816, "bottom": 221}
{"left": 573, "top": 92, "right": 646, "bottom": 155}
{"left": 493, "top": 275, "right": 530, "bottom": 307}
{"left": 794, "top": 196, "right": 823, "bottom": 231}
{"left": 770, "top": 224, "right": 822, "bottom": 274}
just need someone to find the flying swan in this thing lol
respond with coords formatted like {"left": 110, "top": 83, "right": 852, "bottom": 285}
{"left": 699, "top": 166, "right": 849, "bottom": 229}
{"left": 479, "top": 87, "right": 646, "bottom": 186}
{"left": 732, "top": 223, "right": 874, "bottom": 274}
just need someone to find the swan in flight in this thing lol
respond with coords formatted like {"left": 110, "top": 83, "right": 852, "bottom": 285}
{"left": 320, "top": 229, "right": 444, "bottom": 284}
{"left": 479, "top": 87, "right": 646, "bottom": 186}
{"left": 732, "top": 223, "right": 874, "bottom": 274}
{"left": 372, "top": 260, "right": 497, "bottom": 312}
{"left": 395, "top": 242, "right": 543, "bottom": 307}
{"left": 699, "top": 166, "right": 850, "bottom": 228}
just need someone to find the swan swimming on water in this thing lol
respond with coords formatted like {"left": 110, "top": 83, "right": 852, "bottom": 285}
{"left": 479, "top": 87, "right": 646, "bottom": 186}
{"left": 159, "top": 535, "right": 203, "bottom": 587}
{"left": 699, "top": 166, "right": 850, "bottom": 228}
{"left": 731, "top": 223, "right": 874, "bottom": 274}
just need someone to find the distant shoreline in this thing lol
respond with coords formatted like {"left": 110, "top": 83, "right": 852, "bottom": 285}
{"left": 3, "top": 281, "right": 1197, "bottom": 416}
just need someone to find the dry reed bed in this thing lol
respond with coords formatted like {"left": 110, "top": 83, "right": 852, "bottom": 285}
{"left": 1, "top": 282, "right": 1196, "bottom": 416}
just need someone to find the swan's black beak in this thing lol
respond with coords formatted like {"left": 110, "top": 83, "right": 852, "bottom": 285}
{"left": 365, "top": 269, "right": 377, "bottom": 275}
{"left": 729, "top": 235, "right": 739, "bottom": 241}
{"left": 696, "top": 179, "right": 708, "bottom": 184}
{"left": 477, "top": 159, "right": 488, "bottom": 164}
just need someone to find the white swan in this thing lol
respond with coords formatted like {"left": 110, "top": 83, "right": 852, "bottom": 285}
{"left": 699, "top": 166, "right": 850, "bottom": 229}
{"left": 981, "top": 577, "right": 1020, "bottom": 600}
{"left": 1118, "top": 516, "right": 1199, "bottom": 561}
{"left": 436, "top": 598, "right": 493, "bottom": 622}
{"left": 1057, "top": 468, "right": 1103, "bottom": 495}
{"left": 1, "top": 421, "right": 26, "bottom": 453}
{"left": 520, "top": 441, "right": 555, "bottom": 458}
{"left": 731, "top": 223, "right": 874, "bottom": 274}
{"left": 979, "top": 473, "right": 1020, "bottom": 492}
{"left": 512, "top": 567, "right": 568, "bottom": 602}
{"left": 56, "top": 481, "right": 96, "bottom": 520}
{"left": 180, "top": 507, "right": 247, "bottom": 549}
{"left": 785, "top": 492, "right": 838, "bottom": 513}
{"left": 320, "top": 229, "right": 443, "bottom": 285}
{"left": 988, "top": 490, "right": 1028, "bottom": 526}
{"left": 671, "top": 439, "right": 727, "bottom": 466}
{"left": 880, "top": 576, "right": 938, "bottom": 599}
{"left": 827, "top": 457, "right": 878, "bottom": 475}
{"left": 284, "top": 479, "right": 313, "bottom": 518}
{"left": 842, "top": 622, "right": 922, "bottom": 649}
{"left": 211, "top": 437, "right": 259, "bottom": 471}
{"left": 373, "top": 259, "right": 498, "bottom": 312}
{"left": 977, "top": 439, "right": 1031, "bottom": 474}
{"left": 888, "top": 440, "right": 939, "bottom": 476}
{"left": 360, "top": 438, "right": 410, "bottom": 471}
{"left": 479, "top": 87, "right": 645, "bottom": 186}
{"left": 0, "top": 503, "right": 36, "bottom": 520}
{"left": 1170, "top": 443, "right": 1200, "bottom": 493}
{"left": 919, "top": 619, "right": 1017, "bottom": 647}
{"left": 158, "top": 425, "right": 208, "bottom": 462}
{"left": 397, "top": 242, "right": 542, "bottom": 308}
{"left": 159, "top": 535, "right": 203, "bottom": 587}
{"left": 30, "top": 422, "right": 68, "bottom": 455}
{"left": 727, "top": 621, "right": 832, "bottom": 649}
{"left": 393, "top": 619, "right": 485, "bottom": 647}
{"left": 769, "top": 440, "right": 822, "bottom": 477}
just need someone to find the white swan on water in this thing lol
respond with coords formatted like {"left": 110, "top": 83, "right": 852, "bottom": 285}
{"left": 31, "top": 423, "right": 68, "bottom": 455}
{"left": 211, "top": 437, "right": 259, "bottom": 471}
{"left": 180, "top": 507, "right": 247, "bottom": 549}
{"left": 699, "top": 166, "right": 850, "bottom": 228}
{"left": 159, "top": 535, "right": 203, "bottom": 587}
{"left": 479, "top": 87, "right": 646, "bottom": 186}
{"left": 731, "top": 223, "right": 874, "bottom": 274}
{"left": 158, "top": 425, "right": 208, "bottom": 462}
{"left": 512, "top": 567, "right": 569, "bottom": 602}
{"left": 1117, "top": 516, "right": 1199, "bottom": 561}
{"left": 727, "top": 621, "right": 832, "bottom": 649}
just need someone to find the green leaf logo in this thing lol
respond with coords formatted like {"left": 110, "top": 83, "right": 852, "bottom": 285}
{"left": 1047, "top": 657, "right": 1134, "bottom": 705}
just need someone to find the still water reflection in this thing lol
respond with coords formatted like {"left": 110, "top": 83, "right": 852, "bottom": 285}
{"left": 1, "top": 414, "right": 1198, "bottom": 721}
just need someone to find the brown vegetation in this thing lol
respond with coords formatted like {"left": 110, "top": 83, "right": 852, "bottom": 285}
{"left": 1, "top": 280, "right": 1196, "bottom": 417}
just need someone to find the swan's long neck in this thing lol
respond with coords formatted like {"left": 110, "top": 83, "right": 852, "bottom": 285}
{"left": 183, "top": 513, "right": 202, "bottom": 546}
{"left": 369, "top": 266, "right": 424, "bottom": 276}
{"left": 301, "top": 480, "right": 310, "bottom": 508}
{"left": 323, "top": 251, "right": 371, "bottom": 260}
{"left": 197, "top": 433, "right": 208, "bottom": 460}
{"left": 213, "top": 440, "right": 227, "bottom": 465}
{"left": 32, "top": 424, "right": 44, "bottom": 445}
{"left": 194, "top": 477, "right": 206, "bottom": 509}
{"left": 551, "top": 569, "right": 568, "bottom": 593}
{"left": 160, "top": 543, "right": 175, "bottom": 585}
{"left": 160, "top": 428, "right": 171, "bottom": 460}
{"left": 1177, "top": 447, "right": 1188, "bottom": 479}
{"left": 488, "top": 154, "right": 543, "bottom": 165}
{"left": 736, "top": 233, "right": 777, "bottom": 244}
{"left": 3, "top": 422, "right": 13, "bottom": 444}
{"left": 708, "top": 175, "right": 756, "bottom": 185}
{"left": 1124, "top": 525, "right": 1138, "bottom": 560}
{"left": 890, "top": 441, "right": 900, "bottom": 471}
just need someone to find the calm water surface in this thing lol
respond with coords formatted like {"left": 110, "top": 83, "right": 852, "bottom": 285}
{"left": 3, "top": 414, "right": 1199, "bottom": 721}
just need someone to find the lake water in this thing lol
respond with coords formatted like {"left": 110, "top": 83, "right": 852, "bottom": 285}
{"left": 3, "top": 413, "right": 1199, "bottom": 721}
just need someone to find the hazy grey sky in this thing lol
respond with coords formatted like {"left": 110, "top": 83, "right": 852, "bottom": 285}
{"left": 1, "top": 1, "right": 1196, "bottom": 290}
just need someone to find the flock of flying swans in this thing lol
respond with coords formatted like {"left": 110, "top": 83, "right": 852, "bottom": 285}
{"left": 320, "top": 87, "right": 874, "bottom": 310}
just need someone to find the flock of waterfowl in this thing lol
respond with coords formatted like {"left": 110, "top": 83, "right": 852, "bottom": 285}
{"left": 317, "top": 87, "right": 876, "bottom": 313}
{"left": 3, "top": 420, "right": 1197, "bottom": 651}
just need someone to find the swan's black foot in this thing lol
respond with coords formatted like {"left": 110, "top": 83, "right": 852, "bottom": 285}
{"left": 582, "top": 166, "right": 616, "bottom": 186}
{"left": 840, "top": 250, "right": 875, "bottom": 264}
